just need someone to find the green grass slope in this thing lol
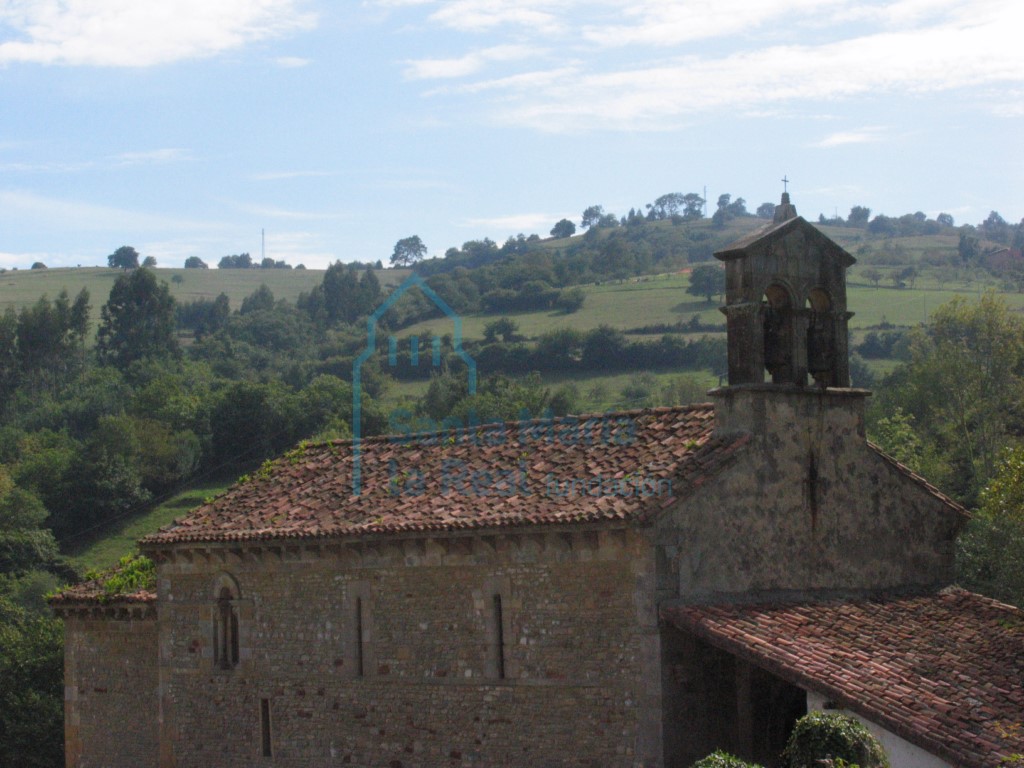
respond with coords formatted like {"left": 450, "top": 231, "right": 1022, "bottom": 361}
{"left": 0, "top": 266, "right": 411, "bottom": 315}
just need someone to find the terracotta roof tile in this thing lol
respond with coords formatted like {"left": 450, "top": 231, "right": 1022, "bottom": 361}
{"left": 141, "top": 405, "right": 743, "bottom": 546}
{"left": 664, "top": 589, "right": 1024, "bottom": 768}
{"left": 48, "top": 578, "right": 156, "bottom": 606}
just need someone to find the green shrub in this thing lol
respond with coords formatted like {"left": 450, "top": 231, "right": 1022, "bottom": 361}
{"left": 783, "top": 711, "right": 889, "bottom": 768}
{"left": 691, "top": 750, "right": 763, "bottom": 768}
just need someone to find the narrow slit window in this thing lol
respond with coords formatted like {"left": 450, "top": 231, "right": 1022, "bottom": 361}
{"left": 354, "top": 596, "right": 364, "bottom": 677}
{"left": 260, "top": 698, "right": 273, "bottom": 757}
{"left": 215, "top": 586, "right": 239, "bottom": 670}
{"left": 493, "top": 593, "right": 506, "bottom": 680}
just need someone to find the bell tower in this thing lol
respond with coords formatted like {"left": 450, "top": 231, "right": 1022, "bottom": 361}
{"left": 713, "top": 191, "right": 855, "bottom": 388}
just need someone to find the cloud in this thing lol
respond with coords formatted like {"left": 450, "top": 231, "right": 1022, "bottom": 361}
{"left": 275, "top": 55, "right": 310, "bottom": 67}
{"left": 0, "top": 0, "right": 317, "bottom": 67}
{"left": 427, "top": 0, "right": 566, "bottom": 33}
{"left": 478, "top": 12, "right": 1024, "bottom": 132}
{"left": 250, "top": 170, "right": 333, "bottom": 180}
{"left": 114, "top": 148, "right": 191, "bottom": 165}
{"left": 0, "top": 148, "right": 190, "bottom": 173}
{"left": 0, "top": 250, "right": 52, "bottom": 270}
{"left": 384, "top": 0, "right": 1024, "bottom": 132}
{"left": 0, "top": 188, "right": 210, "bottom": 232}
{"left": 463, "top": 212, "right": 561, "bottom": 233}
{"left": 811, "top": 128, "right": 887, "bottom": 148}
{"left": 581, "top": 0, "right": 850, "bottom": 48}
{"left": 404, "top": 44, "right": 541, "bottom": 80}
{"left": 230, "top": 201, "right": 347, "bottom": 221}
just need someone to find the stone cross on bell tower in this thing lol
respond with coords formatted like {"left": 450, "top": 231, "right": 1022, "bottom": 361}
{"left": 713, "top": 191, "right": 856, "bottom": 388}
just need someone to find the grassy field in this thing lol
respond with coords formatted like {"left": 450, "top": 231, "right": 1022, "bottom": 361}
{"left": 388, "top": 367, "right": 722, "bottom": 413}
{"left": 63, "top": 479, "right": 232, "bottom": 572}
{"left": 0, "top": 265, "right": 411, "bottom": 314}
{"left": 395, "top": 270, "right": 1024, "bottom": 345}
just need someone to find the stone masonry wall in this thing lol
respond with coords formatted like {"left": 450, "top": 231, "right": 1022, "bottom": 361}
{"left": 655, "top": 386, "right": 963, "bottom": 599}
{"left": 153, "top": 528, "right": 661, "bottom": 768}
{"left": 62, "top": 610, "right": 159, "bottom": 768}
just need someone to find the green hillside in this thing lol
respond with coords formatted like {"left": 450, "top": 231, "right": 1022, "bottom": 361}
{"left": 3, "top": 210, "right": 1021, "bottom": 576}
{"left": 0, "top": 265, "right": 411, "bottom": 314}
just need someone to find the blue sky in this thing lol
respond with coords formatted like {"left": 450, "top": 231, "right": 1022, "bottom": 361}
{"left": 1, "top": 0, "right": 1022, "bottom": 270}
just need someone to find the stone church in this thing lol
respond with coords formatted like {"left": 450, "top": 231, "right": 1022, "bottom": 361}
{"left": 53, "top": 197, "right": 1024, "bottom": 767}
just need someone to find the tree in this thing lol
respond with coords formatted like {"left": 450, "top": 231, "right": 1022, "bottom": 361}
{"left": 218, "top": 253, "right": 253, "bottom": 269}
{"left": 550, "top": 218, "right": 576, "bottom": 239}
{"left": 107, "top": 245, "right": 140, "bottom": 270}
{"left": 686, "top": 264, "right": 725, "bottom": 302}
{"left": 861, "top": 267, "right": 883, "bottom": 287}
{"left": 982, "top": 210, "right": 1010, "bottom": 244}
{"left": 184, "top": 256, "right": 208, "bottom": 269}
{"left": 870, "top": 408, "right": 924, "bottom": 472}
{"left": 14, "top": 289, "right": 90, "bottom": 392}
{"left": 391, "top": 235, "right": 427, "bottom": 267}
{"left": 29, "top": 262, "right": 46, "bottom": 270}
{"left": 882, "top": 295, "right": 1024, "bottom": 504}
{"left": 142, "top": 255, "right": 157, "bottom": 268}
{"left": 57, "top": 414, "right": 151, "bottom": 536}
{"left": 958, "top": 446, "right": 1024, "bottom": 607}
{"left": 581, "top": 205, "right": 605, "bottom": 229}
{"left": 0, "top": 468, "right": 60, "bottom": 578}
{"left": 727, "top": 197, "right": 747, "bottom": 217}
{"left": 483, "top": 317, "right": 519, "bottom": 344}
{"left": 240, "top": 284, "right": 275, "bottom": 315}
{"left": 647, "top": 192, "right": 687, "bottom": 220}
{"left": 0, "top": 594, "right": 64, "bottom": 768}
{"left": 691, "top": 752, "right": 760, "bottom": 768}
{"left": 555, "top": 287, "right": 586, "bottom": 313}
{"left": 682, "top": 193, "right": 705, "bottom": 219}
{"left": 958, "top": 232, "right": 980, "bottom": 264}
{"left": 96, "top": 268, "right": 179, "bottom": 370}
{"left": 936, "top": 212, "right": 955, "bottom": 228}
{"left": 0, "top": 309, "right": 17, "bottom": 400}
{"left": 847, "top": 206, "right": 871, "bottom": 228}
{"left": 783, "top": 711, "right": 889, "bottom": 767}
{"left": 756, "top": 202, "right": 775, "bottom": 219}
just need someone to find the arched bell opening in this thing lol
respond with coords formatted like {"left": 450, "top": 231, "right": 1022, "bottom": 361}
{"left": 806, "top": 288, "right": 835, "bottom": 386}
{"left": 762, "top": 283, "right": 796, "bottom": 384}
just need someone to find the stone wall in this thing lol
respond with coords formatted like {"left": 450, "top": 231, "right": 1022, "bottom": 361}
{"left": 151, "top": 528, "right": 662, "bottom": 768}
{"left": 61, "top": 606, "right": 159, "bottom": 768}
{"left": 655, "top": 386, "right": 964, "bottom": 599}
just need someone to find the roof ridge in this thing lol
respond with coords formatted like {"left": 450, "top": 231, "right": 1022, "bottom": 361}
{"left": 867, "top": 441, "right": 970, "bottom": 517}
{"left": 296, "top": 402, "right": 717, "bottom": 450}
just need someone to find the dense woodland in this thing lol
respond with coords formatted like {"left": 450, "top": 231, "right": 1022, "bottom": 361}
{"left": 2, "top": 192, "right": 1024, "bottom": 765}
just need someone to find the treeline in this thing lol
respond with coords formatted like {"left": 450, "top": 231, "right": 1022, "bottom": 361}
{"left": 0, "top": 261, "right": 417, "bottom": 763}
{"left": 386, "top": 324, "right": 727, "bottom": 381}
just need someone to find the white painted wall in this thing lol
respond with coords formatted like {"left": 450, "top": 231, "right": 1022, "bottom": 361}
{"left": 805, "top": 691, "right": 952, "bottom": 768}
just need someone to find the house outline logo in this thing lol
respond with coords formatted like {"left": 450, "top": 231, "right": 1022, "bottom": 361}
{"left": 352, "top": 273, "right": 477, "bottom": 496}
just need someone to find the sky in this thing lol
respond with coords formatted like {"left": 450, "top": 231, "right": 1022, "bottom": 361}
{"left": 0, "top": 0, "right": 1022, "bottom": 270}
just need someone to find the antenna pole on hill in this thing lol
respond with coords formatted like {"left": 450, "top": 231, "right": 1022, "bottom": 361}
{"left": 262, "top": 228, "right": 265, "bottom": 263}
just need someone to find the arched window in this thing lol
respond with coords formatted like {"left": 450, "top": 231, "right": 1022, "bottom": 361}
{"left": 213, "top": 576, "right": 240, "bottom": 670}
{"left": 763, "top": 284, "right": 795, "bottom": 384}
{"left": 806, "top": 288, "right": 834, "bottom": 385}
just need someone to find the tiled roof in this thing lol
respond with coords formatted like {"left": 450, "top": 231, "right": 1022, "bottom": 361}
{"left": 664, "top": 589, "right": 1024, "bottom": 768}
{"left": 142, "top": 405, "right": 748, "bottom": 546}
{"left": 48, "top": 578, "right": 156, "bottom": 606}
